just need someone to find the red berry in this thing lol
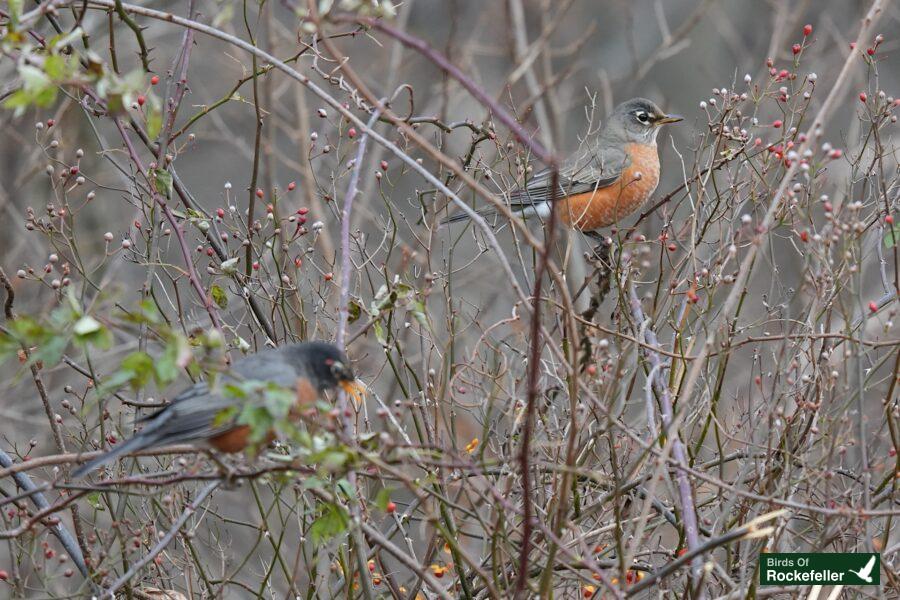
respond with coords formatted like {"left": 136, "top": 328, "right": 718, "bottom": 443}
{"left": 0, "top": 569, "right": 7, "bottom": 581}
{"left": 137, "top": 95, "right": 145, "bottom": 106}
{"left": 297, "top": 207, "right": 309, "bottom": 215}
{"left": 252, "top": 262, "right": 260, "bottom": 271}
{"left": 869, "top": 301, "right": 879, "bottom": 313}
{"left": 778, "top": 69, "right": 789, "bottom": 80}
{"left": 150, "top": 75, "right": 160, "bottom": 85}
{"left": 859, "top": 92, "right": 867, "bottom": 103}
{"left": 850, "top": 42, "right": 857, "bottom": 50}
{"left": 803, "top": 24, "right": 813, "bottom": 36}
{"left": 380, "top": 160, "right": 389, "bottom": 171}
{"left": 287, "top": 181, "right": 296, "bottom": 191}
{"left": 347, "top": 127, "right": 357, "bottom": 138}
{"left": 792, "top": 44, "right": 801, "bottom": 55}
{"left": 46, "top": 119, "right": 54, "bottom": 128}
{"left": 256, "top": 188, "right": 264, "bottom": 198}
{"left": 830, "top": 149, "right": 843, "bottom": 159}
{"left": 324, "top": 272, "right": 333, "bottom": 281}
{"left": 886, "top": 215, "right": 894, "bottom": 225}
{"left": 867, "top": 47, "right": 875, "bottom": 56}
{"left": 294, "top": 257, "right": 302, "bottom": 268}
{"left": 266, "top": 203, "right": 274, "bottom": 214}
{"left": 667, "top": 243, "right": 677, "bottom": 252}
{"left": 773, "top": 120, "right": 782, "bottom": 128}
{"left": 386, "top": 501, "right": 396, "bottom": 513}
{"left": 586, "top": 365, "right": 597, "bottom": 376}
{"left": 800, "top": 231, "right": 809, "bottom": 242}
{"left": 216, "top": 208, "right": 225, "bottom": 218}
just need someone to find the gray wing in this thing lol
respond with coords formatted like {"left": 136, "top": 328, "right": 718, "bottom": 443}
{"left": 137, "top": 347, "right": 305, "bottom": 444}
{"left": 509, "top": 144, "right": 629, "bottom": 206}
{"left": 135, "top": 381, "right": 237, "bottom": 444}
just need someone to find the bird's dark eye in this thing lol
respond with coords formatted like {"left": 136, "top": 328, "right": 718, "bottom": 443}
{"left": 634, "top": 111, "right": 651, "bottom": 124}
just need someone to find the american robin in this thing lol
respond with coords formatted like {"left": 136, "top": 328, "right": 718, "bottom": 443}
{"left": 72, "top": 342, "right": 361, "bottom": 477}
{"left": 444, "top": 98, "right": 681, "bottom": 235}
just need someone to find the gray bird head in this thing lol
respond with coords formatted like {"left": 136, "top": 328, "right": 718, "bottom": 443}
{"left": 603, "top": 98, "right": 682, "bottom": 144}
{"left": 285, "top": 341, "right": 357, "bottom": 393}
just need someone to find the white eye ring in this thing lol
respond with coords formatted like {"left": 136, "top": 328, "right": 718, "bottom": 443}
{"left": 634, "top": 111, "right": 651, "bottom": 124}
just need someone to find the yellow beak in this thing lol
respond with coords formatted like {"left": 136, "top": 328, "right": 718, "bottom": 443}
{"left": 656, "top": 114, "right": 683, "bottom": 125}
{"left": 340, "top": 380, "right": 366, "bottom": 406}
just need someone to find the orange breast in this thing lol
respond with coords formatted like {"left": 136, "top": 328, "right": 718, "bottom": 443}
{"left": 556, "top": 142, "right": 660, "bottom": 230}
{"left": 208, "top": 426, "right": 276, "bottom": 453}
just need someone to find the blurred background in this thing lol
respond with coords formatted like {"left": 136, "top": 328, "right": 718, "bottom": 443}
{"left": 1, "top": 0, "right": 899, "bottom": 597}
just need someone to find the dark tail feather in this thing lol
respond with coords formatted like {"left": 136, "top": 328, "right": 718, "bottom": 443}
{"left": 71, "top": 434, "right": 154, "bottom": 478}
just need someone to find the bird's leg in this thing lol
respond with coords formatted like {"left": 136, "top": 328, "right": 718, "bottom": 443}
{"left": 578, "top": 233, "right": 616, "bottom": 371}
{"left": 581, "top": 234, "right": 614, "bottom": 321}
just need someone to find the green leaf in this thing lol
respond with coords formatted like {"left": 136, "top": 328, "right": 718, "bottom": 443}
{"left": 121, "top": 351, "right": 155, "bottom": 390}
{"left": 8, "top": 0, "right": 22, "bottom": 27}
{"left": 336, "top": 478, "right": 355, "bottom": 499}
{"left": 309, "top": 503, "right": 348, "bottom": 544}
{"left": 73, "top": 315, "right": 111, "bottom": 349}
{"left": 32, "top": 335, "right": 68, "bottom": 368}
{"left": 86, "top": 492, "right": 105, "bottom": 511}
{"left": 153, "top": 169, "right": 174, "bottom": 199}
{"left": 410, "top": 299, "right": 430, "bottom": 331}
{"left": 373, "top": 320, "right": 386, "bottom": 345}
{"left": 210, "top": 285, "right": 228, "bottom": 309}
{"left": 347, "top": 300, "right": 362, "bottom": 324}
{"left": 94, "top": 370, "right": 134, "bottom": 397}
{"left": 43, "top": 55, "right": 67, "bottom": 80}
{"left": 213, "top": 405, "right": 239, "bottom": 428}
{"left": 301, "top": 476, "right": 325, "bottom": 490}
{"left": 373, "top": 487, "right": 394, "bottom": 512}
{"left": 319, "top": 450, "right": 349, "bottom": 472}
{"left": 394, "top": 282, "right": 413, "bottom": 300}
{"left": 155, "top": 335, "right": 189, "bottom": 385}
{"left": 146, "top": 106, "right": 163, "bottom": 140}
{"left": 72, "top": 315, "right": 101, "bottom": 336}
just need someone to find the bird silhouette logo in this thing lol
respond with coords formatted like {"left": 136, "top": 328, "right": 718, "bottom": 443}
{"left": 848, "top": 555, "right": 877, "bottom": 583}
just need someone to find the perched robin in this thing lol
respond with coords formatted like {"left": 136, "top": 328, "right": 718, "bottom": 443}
{"left": 444, "top": 98, "right": 681, "bottom": 235}
{"left": 72, "top": 342, "right": 361, "bottom": 477}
